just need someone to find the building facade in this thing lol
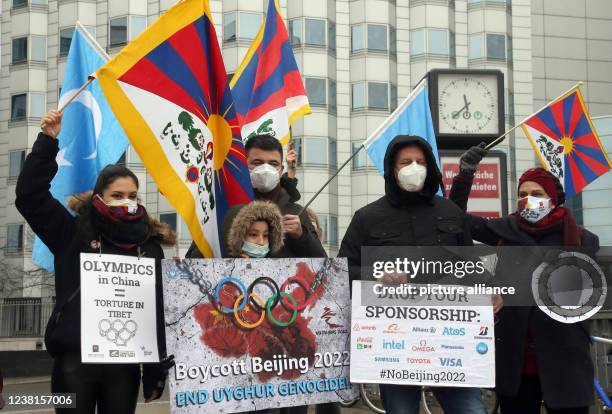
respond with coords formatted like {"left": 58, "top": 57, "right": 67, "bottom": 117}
{"left": 0, "top": 0, "right": 610, "bottom": 305}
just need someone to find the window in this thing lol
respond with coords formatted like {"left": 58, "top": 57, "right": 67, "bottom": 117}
{"left": 328, "top": 21, "right": 336, "bottom": 50}
{"left": 328, "top": 79, "right": 337, "bottom": 112}
{"left": 468, "top": 33, "right": 484, "bottom": 59}
{"left": 180, "top": 219, "right": 191, "bottom": 241}
{"left": 368, "top": 24, "right": 387, "bottom": 52}
{"left": 305, "top": 19, "right": 326, "bottom": 46}
{"left": 11, "top": 94, "right": 26, "bottom": 121}
{"left": 320, "top": 215, "right": 328, "bottom": 244}
{"left": 351, "top": 24, "right": 364, "bottom": 51}
{"left": 109, "top": 16, "right": 128, "bottom": 46}
{"left": 305, "top": 137, "right": 327, "bottom": 165}
{"left": 428, "top": 29, "right": 449, "bottom": 55}
{"left": 305, "top": 78, "right": 326, "bottom": 106}
{"left": 291, "top": 138, "right": 303, "bottom": 167}
{"left": 288, "top": 19, "right": 302, "bottom": 46}
{"left": 390, "top": 84, "right": 398, "bottom": 111}
{"left": 224, "top": 12, "right": 262, "bottom": 42}
{"left": 31, "top": 0, "right": 47, "bottom": 4}
{"left": 30, "top": 35, "right": 46, "bottom": 62}
{"left": 59, "top": 28, "right": 74, "bottom": 56}
{"left": 329, "top": 216, "right": 338, "bottom": 245}
{"left": 12, "top": 0, "right": 27, "bottom": 7}
{"left": 352, "top": 82, "right": 365, "bottom": 110}
{"left": 30, "top": 93, "right": 46, "bottom": 118}
{"left": 411, "top": 30, "right": 425, "bottom": 55}
{"left": 328, "top": 139, "right": 337, "bottom": 168}
{"left": 411, "top": 28, "right": 450, "bottom": 56}
{"left": 486, "top": 33, "right": 506, "bottom": 59}
{"left": 390, "top": 27, "right": 397, "bottom": 55}
{"left": 239, "top": 12, "right": 261, "bottom": 40}
{"left": 368, "top": 82, "right": 389, "bottom": 110}
{"left": 7, "top": 224, "right": 24, "bottom": 251}
{"left": 352, "top": 143, "right": 368, "bottom": 169}
{"left": 223, "top": 12, "right": 236, "bottom": 42}
{"left": 12, "top": 37, "right": 27, "bottom": 64}
{"left": 131, "top": 16, "right": 147, "bottom": 39}
{"left": 9, "top": 151, "right": 25, "bottom": 178}
{"left": 160, "top": 213, "right": 177, "bottom": 232}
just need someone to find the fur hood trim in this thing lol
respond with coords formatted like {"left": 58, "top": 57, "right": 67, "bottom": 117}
{"left": 226, "top": 201, "right": 284, "bottom": 257}
{"left": 67, "top": 191, "right": 176, "bottom": 246}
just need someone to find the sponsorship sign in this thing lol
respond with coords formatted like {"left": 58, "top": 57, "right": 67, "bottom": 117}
{"left": 350, "top": 280, "right": 495, "bottom": 388}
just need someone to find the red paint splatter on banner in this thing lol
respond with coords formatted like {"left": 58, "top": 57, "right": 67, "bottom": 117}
{"left": 191, "top": 261, "right": 327, "bottom": 381}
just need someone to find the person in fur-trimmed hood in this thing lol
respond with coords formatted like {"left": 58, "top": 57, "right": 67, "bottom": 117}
{"left": 15, "top": 110, "right": 176, "bottom": 414}
{"left": 222, "top": 200, "right": 284, "bottom": 258}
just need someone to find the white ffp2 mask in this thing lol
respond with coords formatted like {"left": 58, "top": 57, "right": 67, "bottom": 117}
{"left": 397, "top": 162, "right": 427, "bottom": 192}
{"left": 250, "top": 163, "right": 281, "bottom": 193}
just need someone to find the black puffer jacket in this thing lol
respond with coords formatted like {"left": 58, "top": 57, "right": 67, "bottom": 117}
{"left": 338, "top": 135, "right": 473, "bottom": 282}
{"left": 15, "top": 133, "right": 173, "bottom": 398}
{"left": 450, "top": 172, "right": 599, "bottom": 409}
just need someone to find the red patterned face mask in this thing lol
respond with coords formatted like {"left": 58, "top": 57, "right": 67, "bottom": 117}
{"left": 92, "top": 194, "right": 145, "bottom": 222}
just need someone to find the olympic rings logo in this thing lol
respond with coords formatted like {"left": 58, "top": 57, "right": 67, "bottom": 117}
{"left": 98, "top": 319, "right": 138, "bottom": 346}
{"left": 213, "top": 276, "right": 312, "bottom": 329}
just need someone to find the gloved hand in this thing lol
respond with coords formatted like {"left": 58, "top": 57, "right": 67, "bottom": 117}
{"left": 459, "top": 142, "right": 488, "bottom": 177}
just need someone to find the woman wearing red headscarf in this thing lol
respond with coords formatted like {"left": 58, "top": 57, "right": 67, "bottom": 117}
{"left": 449, "top": 145, "right": 600, "bottom": 414}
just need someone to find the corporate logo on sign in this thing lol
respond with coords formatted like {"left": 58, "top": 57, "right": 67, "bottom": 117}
{"left": 384, "top": 323, "right": 405, "bottom": 334}
{"left": 353, "top": 323, "right": 376, "bottom": 332}
{"left": 374, "top": 356, "right": 400, "bottom": 363}
{"left": 439, "top": 357, "right": 463, "bottom": 367}
{"left": 412, "top": 340, "right": 436, "bottom": 352}
{"left": 356, "top": 336, "right": 374, "bottom": 350}
{"left": 356, "top": 343, "right": 373, "bottom": 350}
{"left": 406, "top": 357, "right": 432, "bottom": 365}
{"left": 413, "top": 327, "right": 436, "bottom": 334}
{"left": 383, "top": 339, "right": 405, "bottom": 350}
{"left": 441, "top": 344, "right": 465, "bottom": 350}
{"left": 475, "top": 325, "right": 493, "bottom": 340}
{"left": 476, "top": 342, "right": 489, "bottom": 355}
{"left": 442, "top": 327, "right": 465, "bottom": 336}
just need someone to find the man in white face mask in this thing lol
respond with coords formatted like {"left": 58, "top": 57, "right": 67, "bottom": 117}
{"left": 339, "top": 135, "right": 486, "bottom": 414}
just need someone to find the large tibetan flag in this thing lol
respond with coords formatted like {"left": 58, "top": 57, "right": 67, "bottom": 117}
{"left": 96, "top": 0, "right": 253, "bottom": 257}
{"left": 230, "top": 0, "right": 310, "bottom": 144}
{"left": 521, "top": 86, "right": 612, "bottom": 198}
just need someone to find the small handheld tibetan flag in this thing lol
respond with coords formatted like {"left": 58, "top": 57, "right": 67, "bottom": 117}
{"left": 521, "top": 86, "right": 612, "bottom": 198}
{"left": 96, "top": 0, "right": 253, "bottom": 258}
{"left": 230, "top": 0, "right": 311, "bottom": 144}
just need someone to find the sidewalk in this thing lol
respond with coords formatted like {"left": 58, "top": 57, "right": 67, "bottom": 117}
{"left": 1, "top": 377, "right": 376, "bottom": 413}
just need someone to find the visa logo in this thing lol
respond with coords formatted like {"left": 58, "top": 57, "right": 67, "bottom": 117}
{"left": 439, "top": 357, "right": 463, "bottom": 367}
{"left": 443, "top": 327, "right": 465, "bottom": 336}
{"left": 383, "top": 339, "right": 405, "bottom": 350}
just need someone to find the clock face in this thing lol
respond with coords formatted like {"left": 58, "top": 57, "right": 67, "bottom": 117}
{"left": 438, "top": 74, "right": 500, "bottom": 135}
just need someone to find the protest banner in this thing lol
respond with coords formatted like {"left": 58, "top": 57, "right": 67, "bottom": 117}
{"left": 162, "top": 258, "right": 357, "bottom": 413}
{"left": 80, "top": 253, "right": 159, "bottom": 363}
{"left": 350, "top": 280, "right": 495, "bottom": 388}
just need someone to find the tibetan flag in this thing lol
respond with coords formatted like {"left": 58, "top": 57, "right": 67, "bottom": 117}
{"left": 521, "top": 87, "right": 612, "bottom": 198}
{"left": 96, "top": 0, "right": 253, "bottom": 258}
{"left": 230, "top": 0, "right": 311, "bottom": 144}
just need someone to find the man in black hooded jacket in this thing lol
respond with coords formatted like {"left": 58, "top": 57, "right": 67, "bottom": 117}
{"left": 338, "top": 135, "right": 486, "bottom": 414}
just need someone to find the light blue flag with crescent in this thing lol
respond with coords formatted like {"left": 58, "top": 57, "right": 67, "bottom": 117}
{"left": 364, "top": 79, "right": 441, "bottom": 194}
{"left": 32, "top": 23, "right": 129, "bottom": 271}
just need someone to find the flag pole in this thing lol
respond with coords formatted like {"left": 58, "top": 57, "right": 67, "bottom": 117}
{"left": 485, "top": 81, "right": 583, "bottom": 150}
{"left": 299, "top": 78, "right": 429, "bottom": 214}
{"left": 299, "top": 144, "right": 365, "bottom": 214}
{"left": 58, "top": 77, "right": 95, "bottom": 113}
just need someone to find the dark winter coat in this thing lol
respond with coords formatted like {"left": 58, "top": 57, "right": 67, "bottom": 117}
{"left": 450, "top": 172, "right": 599, "bottom": 409}
{"left": 15, "top": 133, "right": 174, "bottom": 398}
{"left": 338, "top": 135, "right": 474, "bottom": 282}
{"left": 186, "top": 186, "right": 326, "bottom": 259}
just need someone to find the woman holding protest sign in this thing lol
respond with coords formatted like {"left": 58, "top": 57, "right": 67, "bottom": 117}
{"left": 450, "top": 145, "right": 599, "bottom": 414}
{"left": 15, "top": 110, "right": 175, "bottom": 414}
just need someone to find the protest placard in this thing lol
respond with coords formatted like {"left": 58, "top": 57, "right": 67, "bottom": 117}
{"left": 80, "top": 253, "right": 159, "bottom": 363}
{"left": 162, "top": 258, "right": 357, "bottom": 413}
